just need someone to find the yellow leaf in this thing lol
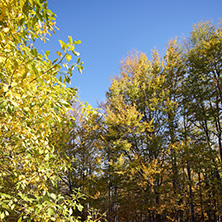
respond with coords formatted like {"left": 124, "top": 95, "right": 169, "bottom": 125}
{"left": 118, "top": 154, "right": 124, "bottom": 166}
{"left": 3, "top": 84, "right": 8, "bottom": 92}
{"left": 56, "top": 51, "right": 62, "bottom": 57}
{"left": 66, "top": 54, "right": 72, "bottom": 62}
{"left": 0, "top": 56, "right": 5, "bottom": 63}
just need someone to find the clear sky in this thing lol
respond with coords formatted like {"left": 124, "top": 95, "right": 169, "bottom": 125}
{"left": 36, "top": 0, "right": 222, "bottom": 108}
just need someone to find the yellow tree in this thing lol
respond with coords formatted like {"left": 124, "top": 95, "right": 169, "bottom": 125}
{"left": 103, "top": 51, "right": 168, "bottom": 221}
{"left": 0, "top": 0, "right": 85, "bottom": 221}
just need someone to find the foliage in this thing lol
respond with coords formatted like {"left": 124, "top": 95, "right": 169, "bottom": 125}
{"left": 3, "top": 3, "right": 222, "bottom": 221}
{"left": 0, "top": 0, "right": 86, "bottom": 221}
{"left": 67, "top": 20, "right": 222, "bottom": 222}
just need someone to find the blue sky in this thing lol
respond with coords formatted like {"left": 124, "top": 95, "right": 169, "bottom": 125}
{"left": 37, "top": 0, "right": 222, "bottom": 107}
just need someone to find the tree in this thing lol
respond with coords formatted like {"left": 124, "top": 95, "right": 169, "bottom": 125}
{"left": 93, "top": 21, "right": 222, "bottom": 221}
{"left": 0, "top": 0, "right": 85, "bottom": 221}
{"left": 181, "top": 20, "right": 222, "bottom": 221}
{"left": 101, "top": 50, "right": 170, "bottom": 221}
{"left": 56, "top": 102, "right": 106, "bottom": 221}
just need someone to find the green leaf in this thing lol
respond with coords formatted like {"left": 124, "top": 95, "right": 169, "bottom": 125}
{"left": 53, "top": 106, "right": 59, "bottom": 114}
{"left": 64, "top": 75, "right": 71, "bottom": 84}
{"left": 32, "top": 64, "right": 39, "bottom": 76}
{"left": 0, "top": 101, "right": 7, "bottom": 110}
{"left": 45, "top": 50, "right": 50, "bottom": 57}
{"left": 19, "top": 18, "right": 26, "bottom": 26}
{"left": 31, "top": 48, "right": 38, "bottom": 57}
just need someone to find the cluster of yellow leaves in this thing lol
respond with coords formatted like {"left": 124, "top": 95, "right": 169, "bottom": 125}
{"left": 0, "top": 0, "right": 86, "bottom": 221}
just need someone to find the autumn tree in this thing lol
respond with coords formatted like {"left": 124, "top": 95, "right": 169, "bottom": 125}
{"left": 93, "top": 20, "right": 222, "bottom": 221}
{"left": 0, "top": 0, "right": 86, "bottom": 221}
{"left": 181, "top": 20, "right": 222, "bottom": 221}
{"left": 99, "top": 50, "right": 169, "bottom": 221}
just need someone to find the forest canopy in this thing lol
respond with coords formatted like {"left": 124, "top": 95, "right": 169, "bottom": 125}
{"left": 1, "top": 0, "right": 222, "bottom": 221}
{"left": 68, "top": 20, "right": 222, "bottom": 222}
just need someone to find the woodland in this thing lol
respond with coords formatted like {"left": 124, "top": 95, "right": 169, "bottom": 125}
{"left": 1, "top": 0, "right": 222, "bottom": 221}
